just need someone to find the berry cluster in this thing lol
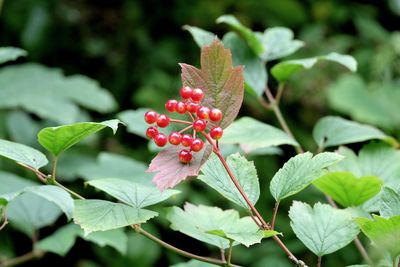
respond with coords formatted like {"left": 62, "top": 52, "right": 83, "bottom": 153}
{"left": 144, "top": 86, "right": 224, "bottom": 164}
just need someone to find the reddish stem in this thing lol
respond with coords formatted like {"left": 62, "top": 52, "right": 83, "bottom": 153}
{"left": 179, "top": 125, "right": 193, "bottom": 134}
{"left": 271, "top": 202, "right": 280, "bottom": 230}
{"left": 170, "top": 119, "right": 192, "bottom": 125}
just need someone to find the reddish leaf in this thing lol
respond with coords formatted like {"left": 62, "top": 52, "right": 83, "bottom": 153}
{"left": 180, "top": 38, "right": 244, "bottom": 129}
{"left": 147, "top": 145, "right": 212, "bottom": 191}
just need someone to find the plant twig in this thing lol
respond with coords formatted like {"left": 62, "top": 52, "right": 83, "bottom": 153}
{"left": 275, "top": 83, "right": 286, "bottom": 105}
{"left": 317, "top": 256, "right": 322, "bottom": 267}
{"left": 0, "top": 217, "right": 8, "bottom": 231}
{"left": 170, "top": 118, "right": 193, "bottom": 125}
{"left": 17, "top": 163, "right": 47, "bottom": 183}
{"left": 227, "top": 240, "right": 234, "bottom": 266}
{"left": 53, "top": 180, "right": 85, "bottom": 200}
{"left": 271, "top": 202, "right": 280, "bottom": 230}
{"left": 220, "top": 248, "right": 226, "bottom": 262}
{"left": 0, "top": 250, "right": 44, "bottom": 267}
{"left": 51, "top": 157, "right": 58, "bottom": 180}
{"left": 132, "top": 225, "right": 241, "bottom": 267}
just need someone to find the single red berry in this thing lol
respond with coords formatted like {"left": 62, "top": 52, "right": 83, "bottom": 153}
{"left": 209, "top": 108, "right": 222, "bottom": 122}
{"left": 181, "top": 134, "right": 193, "bottom": 147}
{"left": 185, "top": 102, "right": 199, "bottom": 113}
{"left": 144, "top": 110, "right": 158, "bottom": 124}
{"left": 193, "top": 119, "right": 207, "bottom": 132}
{"left": 180, "top": 86, "right": 193, "bottom": 99}
{"left": 175, "top": 101, "right": 186, "bottom": 114}
{"left": 191, "top": 88, "right": 204, "bottom": 102}
{"left": 197, "top": 106, "right": 210, "bottom": 119}
{"left": 154, "top": 133, "right": 167, "bottom": 147}
{"left": 179, "top": 149, "right": 192, "bottom": 164}
{"left": 190, "top": 138, "right": 204, "bottom": 152}
{"left": 210, "top": 127, "right": 223, "bottom": 140}
{"left": 157, "top": 114, "right": 170, "bottom": 128}
{"left": 165, "top": 99, "right": 178, "bottom": 112}
{"left": 146, "top": 126, "right": 158, "bottom": 139}
{"left": 168, "top": 132, "right": 182, "bottom": 145}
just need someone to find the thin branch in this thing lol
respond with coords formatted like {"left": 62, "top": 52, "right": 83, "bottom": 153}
{"left": 132, "top": 225, "right": 241, "bottom": 267}
{"left": 271, "top": 202, "right": 280, "bottom": 230}
{"left": 51, "top": 157, "right": 58, "bottom": 180}
{"left": 17, "top": 163, "right": 47, "bottom": 183}
{"left": 0, "top": 250, "right": 44, "bottom": 267}
{"left": 0, "top": 217, "right": 8, "bottom": 231}
{"left": 354, "top": 238, "right": 373, "bottom": 265}
{"left": 227, "top": 240, "right": 234, "bottom": 266}
{"left": 220, "top": 248, "right": 226, "bottom": 262}
{"left": 317, "top": 256, "right": 322, "bottom": 267}
{"left": 53, "top": 180, "right": 85, "bottom": 200}
{"left": 275, "top": 83, "right": 286, "bottom": 105}
{"left": 170, "top": 119, "right": 192, "bottom": 125}
{"left": 179, "top": 124, "right": 193, "bottom": 134}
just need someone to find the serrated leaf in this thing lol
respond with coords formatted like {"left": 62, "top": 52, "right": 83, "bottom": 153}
{"left": 0, "top": 47, "right": 27, "bottom": 64}
{"left": 356, "top": 215, "right": 400, "bottom": 257}
{"left": 259, "top": 27, "right": 304, "bottom": 61}
{"left": 0, "top": 63, "right": 116, "bottom": 124}
{"left": 0, "top": 139, "right": 48, "bottom": 169}
{"left": 180, "top": 38, "right": 244, "bottom": 129}
{"left": 380, "top": 187, "right": 400, "bottom": 218}
{"left": 289, "top": 201, "right": 359, "bottom": 256}
{"left": 86, "top": 178, "right": 179, "bottom": 208}
{"left": 198, "top": 153, "right": 259, "bottom": 209}
{"left": 216, "top": 15, "right": 264, "bottom": 56}
{"left": 183, "top": 25, "right": 215, "bottom": 47}
{"left": 221, "top": 117, "right": 298, "bottom": 153}
{"left": 206, "top": 228, "right": 279, "bottom": 247}
{"left": 77, "top": 152, "right": 151, "bottom": 185}
{"left": 167, "top": 203, "right": 264, "bottom": 248}
{"left": 73, "top": 199, "right": 157, "bottom": 235}
{"left": 147, "top": 145, "right": 212, "bottom": 191}
{"left": 271, "top": 53, "right": 357, "bottom": 82}
{"left": 222, "top": 32, "right": 267, "bottom": 96}
{"left": 313, "top": 172, "right": 382, "bottom": 207}
{"left": 270, "top": 152, "right": 343, "bottom": 201}
{"left": 313, "top": 116, "right": 391, "bottom": 149}
{"left": 38, "top": 119, "right": 121, "bottom": 157}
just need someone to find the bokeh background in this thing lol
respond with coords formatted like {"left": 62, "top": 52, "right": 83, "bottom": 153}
{"left": 0, "top": 0, "right": 399, "bottom": 266}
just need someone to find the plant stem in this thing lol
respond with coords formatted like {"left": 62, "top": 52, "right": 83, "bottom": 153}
{"left": 264, "top": 87, "right": 303, "bottom": 154}
{"left": 227, "top": 240, "right": 233, "bottom": 266}
{"left": 0, "top": 218, "right": 8, "bottom": 231}
{"left": 132, "top": 225, "right": 241, "bottom": 267}
{"left": 0, "top": 250, "right": 44, "bottom": 267}
{"left": 17, "top": 163, "right": 47, "bottom": 183}
{"left": 51, "top": 157, "right": 58, "bottom": 180}
{"left": 354, "top": 238, "right": 373, "bottom": 265}
{"left": 317, "top": 256, "right": 322, "bottom": 267}
{"left": 52, "top": 180, "right": 85, "bottom": 200}
{"left": 170, "top": 119, "right": 192, "bottom": 125}
{"left": 275, "top": 83, "right": 286, "bottom": 105}
{"left": 271, "top": 202, "right": 280, "bottom": 229}
{"left": 220, "top": 248, "right": 226, "bottom": 262}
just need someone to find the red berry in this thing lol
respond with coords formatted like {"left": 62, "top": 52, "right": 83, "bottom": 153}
{"left": 197, "top": 106, "right": 210, "bottom": 119}
{"left": 179, "top": 149, "right": 192, "bottom": 164}
{"left": 185, "top": 102, "right": 199, "bottom": 113}
{"left": 154, "top": 133, "right": 167, "bottom": 147}
{"left": 144, "top": 110, "right": 158, "bottom": 124}
{"left": 180, "top": 86, "right": 193, "bottom": 99}
{"left": 175, "top": 101, "right": 186, "bottom": 114}
{"left": 193, "top": 119, "right": 207, "bottom": 132}
{"left": 168, "top": 132, "right": 182, "bottom": 145}
{"left": 190, "top": 138, "right": 204, "bottom": 152}
{"left": 146, "top": 126, "right": 158, "bottom": 139}
{"left": 165, "top": 99, "right": 177, "bottom": 112}
{"left": 181, "top": 134, "right": 193, "bottom": 147}
{"left": 210, "top": 127, "right": 223, "bottom": 140}
{"left": 157, "top": 114, "right": 170, "bottom": 128}
{"left": 209, "top": 108, "right": 222, "bottom": 122}
{"left": 191, "top": 88, "right": 204, "bottom": 102}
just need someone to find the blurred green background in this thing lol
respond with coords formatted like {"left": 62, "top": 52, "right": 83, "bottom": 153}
{"left": 0, "top": 0, "right": 399, "bottom": 266}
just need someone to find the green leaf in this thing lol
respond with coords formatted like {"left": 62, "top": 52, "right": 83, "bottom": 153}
{"left": 35, "top": 224, "right": 81, "bottom": 256}
{"left": 86, "top": 178, "right": 179, "bottom": 208}
{"left": 0, "top": 171, "right": 37, "bottom": 196}
{"left": 7, "top": 193, "right": 63, "bottom": 237}
{"left": 180, "top": 38, "right": 244, "bottom": 129}
{"left": 198, "top": 153, "right": 259, "bottom": 209}
{"left": 73, "top": 199, "right": 157, "bottom": 235}
{"left": 0, "top": 139, "right": 48, "bottom": 169}
{"left": 6, "top": 111, "right": 41, "bottom": 147}
{"left": 0, "top": 63, "right": 117, "bottom": 124}
{"left": 221, "top": 117, "right": 298, "bottom": 153}
{"left": 313, "top": 116, "right": 391, "bottom": 150}
{"left": 289, "top": 201, "right": 359, "bottom": 256}
{"left": 313, "top": 172, "right": 382, "bottom": 207}
{"left": 380, "top": 187, "right": 400, "bottom": 218}
{"left": 0, "top": 47, "right": 27, "bottom": 64}
{"left": 216, "top": 15, "right": 264, "bottom": 56}
{"left": 167, "top": 203, "right": 265, "bottom": 248}
{"left": 117, "top": 108, "right": 151, "bottom": 139}
{"left": 38, "top": 119, "right": 121, "bottom": 157}
{"left": 271, "top": 53, "right": 357, "bottom": 82}
{"left": 222, "top": 32, "right": 267, "bottom": 96}
{"left": 259, "top": 27, "right": 304, "bottom": 61}
{"left": 170, "top": 260, "right": 215, "bottom": 267}
{"left": 77, "top": 152, "right": 151, "bottom": 185}
{"left": 356, "top": 215, "right": 400, "bottom": 257}
{"left": 328, "top": 74, "right": 400, "bottom": 130}
{"left": 183, "top": 25, "right": 215, "bottom": 47}
{"left": 81, "top": 228, "right": 127, "bottom": 255}
{"left": 270, "top": 152, "right": 343, "bottom": 201}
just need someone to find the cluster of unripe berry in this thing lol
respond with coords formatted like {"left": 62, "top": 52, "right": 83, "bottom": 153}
{"left": 144, "top": 86, "right": 224, "bottom": 164}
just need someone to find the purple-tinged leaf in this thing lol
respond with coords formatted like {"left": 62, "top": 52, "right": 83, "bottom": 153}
{"left": 147, "top": 145, "right": 212, "bottom": 191}
{"left": 180, "top": 38, "right": 244, "bottom": 129}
